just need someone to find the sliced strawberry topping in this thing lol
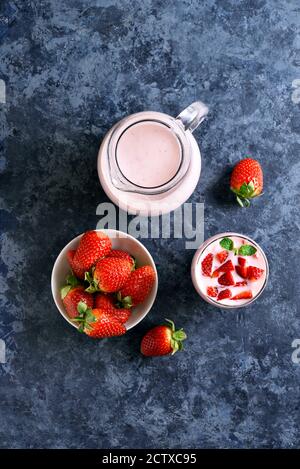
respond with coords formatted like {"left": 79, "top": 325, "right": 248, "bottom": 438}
{"left": 247, "top": 266, "right": 264, "bottom": 281}
{"left": 212, "top": 259, "right": 234, "bottom": 277}
{"left": 231, "top": 290, "right": 253, "bottom": 300}
{"left": 207, "top": 286, "right": 218, "bottom": 298}
{"left": 238, "top": 257, "right": 246, "bottom": 267}
{"left": 218, "top": 271, "right": 235, "bottom": 286}
{"left": 216, "top": 250, "right": 228, "bottom": 264}
{"left": 217, "top": 289, "right": 232, "bottom": 300}
{"left": 201, "top": 253, "right": 213, "bottom": 277}
{"left": 235, "top": 281, "right": 248, "bottom": 287}
{"left": 235, "top": 265, "right": 248, "bottom": 279}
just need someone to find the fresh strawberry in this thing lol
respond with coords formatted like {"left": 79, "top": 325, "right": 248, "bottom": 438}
{"left": 212, "top": 259, "right": 234, "bottom": 277}
{"left": 86, "top": 257, "right": 132, "bottom": 293}
{"left": 217, "top": 289, "right": 232, "bottom": 300}
{"left": 216, "top": 250, "right": 228, "bottom": 264}
{"left": 230, "top": 158, "right": 263, "bottom": 207}
{"left": 94, "top": 293, "right": 131, "bottom": 324}
{"left": 117, "top": 265, "right": 156, "bottom": 308}
{"left": 218, "top": 271, "right": 235, "bottom": 286}
{"left": 107, "top": 249, "right": 135, "bottom": 267}
{"left": 231, "top": 290, "right": 253, "bottom": 300}
{"left": 71, "top": 231, "right": 112, "bottom": 279}
{"left": 61, "top": 281, "right": 93, "bottom": 319}
{"left": 238, "top": 257, "right": 247, "bottom": 267}
{"left": 67, "top": 249, "right": 84, "bottom": 279}
{"left": 207, "top": 286, "right": 218, "bottom": 298}
{"left": 67, "top": 249, "right": 76, "bottom": 266}
{"left": 74, "top": 302, "right": 126, "bottom": 338}
{"left": 235, "top": 281, "right": 248, "bottom": 287}
{"left": 140, "top": 319, "right": 186, "bottom": 357}
{"left": 235, "top": 265, "right": 248, "bottom": 279}
{"left": 247, "top": 266, "right": 264, "bottom": 281}
{"left": 201, "top": 253, "right": 213, "bottom": 277}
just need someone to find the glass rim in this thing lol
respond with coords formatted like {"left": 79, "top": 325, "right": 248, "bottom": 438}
{"left": 107, "top": 111, "right": 191, "bottom": 195}
{"left": 115, "top": 118, "right": 184, "bottom": 190}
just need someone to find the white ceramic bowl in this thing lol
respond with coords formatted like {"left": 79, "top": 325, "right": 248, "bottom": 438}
{"left": 51, "top": 229, "right": 158, "bottom": 330}
{"left": 191, "top": 232, "right": 269, "bottom": 309}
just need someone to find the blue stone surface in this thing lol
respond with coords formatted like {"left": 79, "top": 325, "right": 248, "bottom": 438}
{"left": 0, "top": 0, "right": 300, "bottom": 449}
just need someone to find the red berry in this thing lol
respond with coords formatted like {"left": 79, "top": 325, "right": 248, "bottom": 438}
{"left": 216, "top": 250, "right": 228, "bottom": 264}
{"left": 107, "top": 249, "right": 135, "bottom": 267}
{"left": 94, "top": 293, "right": 131, "bottom": 324}
{"left": 212, "top": 259, "right": 234, "bottom": 277}
{"left": 74, "top": 302, "right": 126, "bottom": 338}
{"left": 235, "top": 281, "right": 248, "bottom": 287}
{"left": 247, "top": 266, "right": 264, "bottom": 281}
{"left": 201, "top": 253, "right": 213, "bottom": 277}
{"left": 238, "top": 257, "right": 247, "bottom": 267}
{"left": 207, "top": 286, "right": 218, "bottom": 298}
{"left": 90, "top": 257, "right": 132, "bottom": 293}
{"left": 118, "top": 265, "right": 156, "bottom": 307}
{"left": 217, "top": 289, "right": 232, "bottom": 300}
{"left": 218, "top": 271, "right": 235, "bottom": 286}
{"left": 235, "top": 265, "right": 248, "bottom": 279}
{"left": 71, "top": 231, "right": 112, "bottom": 279}
{"left": 230, "top": 158, "right": 263, "bottom": 207}
{"left": 140, "top": 320, "right": 186, "bottom": 357}
{"left": 61, "top": 285, "right": 93, "bottom": 319}
{"left": 231, "top": 290, "right": 253, "bottom": 300}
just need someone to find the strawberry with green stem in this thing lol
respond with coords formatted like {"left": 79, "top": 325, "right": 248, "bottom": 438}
{"left": 74, "top": 301, "right": 126, "bottom": 338}
{"left": 94, "top": 293, "right": 131, "bottom": 324}
{"left": 85, "top": 257, "right": 133, "bottom": 293}
{"left": 117, "top": 265, "right": 156, "bottom": 308}
{"left": 70, "top": 231, "right": 112, "bottom": 279}
{"left": 61, "top": 275, "right": 93, "bottom": 319}
{"left": 230, "top": 158, "right": 263, "bottom": 207}
{"left": 140, "top": 319, "right": 187, "bottom": 357}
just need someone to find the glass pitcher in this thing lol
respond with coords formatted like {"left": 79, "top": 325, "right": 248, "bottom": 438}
{"left": 106, "top": 101, "right": 208, "bottom": 195}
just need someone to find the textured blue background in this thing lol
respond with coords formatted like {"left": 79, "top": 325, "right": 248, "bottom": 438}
{"left": 0, "top": 0, "right": 300, "bottom": 449}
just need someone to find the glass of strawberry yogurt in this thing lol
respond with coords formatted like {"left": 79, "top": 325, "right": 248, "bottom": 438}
{"left": 191, "top": 232, "right": 269, "bottom": 308}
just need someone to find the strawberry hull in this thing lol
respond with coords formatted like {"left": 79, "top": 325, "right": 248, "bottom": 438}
{"left": 191, "top": 233, "right": 268, "bottom": 308}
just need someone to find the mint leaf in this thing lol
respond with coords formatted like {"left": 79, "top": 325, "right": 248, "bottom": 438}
{"left": 220, "top": 237, "right": 234, "bottom": 251}
{"left": 238, "top": 245, "right": 257, "bottom": 256}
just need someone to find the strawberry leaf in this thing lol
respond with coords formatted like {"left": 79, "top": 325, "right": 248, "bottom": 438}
{"left": 61, "top": 285, "right": 72, "bottom": 299}
{"left": 238, "top": 245, "right": 257, "bottom": 256}
{"left": 219, "top": 237, "right": 234, "bottom": 251}
{"left": 77, "top": 301, "right": 88, "bottom": 315}
{"left": 173, "top": 329, "right": 187, "bottom": 341}
{"left": 236, "top": 195, "right": 245, "bottom": 207}
{"left": 239, "top": 183, "right": 249, "bottom": 197}
{"left": 66, "top": 274, "right": 80, "bottom": 287}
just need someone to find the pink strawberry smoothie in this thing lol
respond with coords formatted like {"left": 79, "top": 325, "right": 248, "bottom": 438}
{"left": 196, "top": 235, "right": 268, "bottom": 307}
{"left": 116, "top": 121, "right": 182, "bottom": 188}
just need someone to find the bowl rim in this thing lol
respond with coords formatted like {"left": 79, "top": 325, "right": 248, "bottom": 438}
{"left": 51, "top": 229, "right": 158, "bottom": 330}
{"left": 191, "top": 231, "right": 269, "bottom": 309}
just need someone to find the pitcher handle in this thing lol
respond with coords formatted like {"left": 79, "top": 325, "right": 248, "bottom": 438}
{"left": 176, "top": 101, "right": 208, "bottom": 132}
